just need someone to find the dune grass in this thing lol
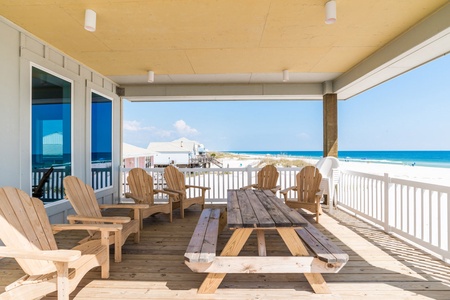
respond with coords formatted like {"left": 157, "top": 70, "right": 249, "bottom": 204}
{"left": 209, "top": 152, "right": 312, "bottom": 168}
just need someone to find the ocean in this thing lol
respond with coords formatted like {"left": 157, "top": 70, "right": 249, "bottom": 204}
{"left": 226, "top": 150, "right": 450, "bottom": 169}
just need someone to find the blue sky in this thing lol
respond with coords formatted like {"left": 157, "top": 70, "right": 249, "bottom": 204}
{"left": 123, "top": 54, "right": 450, "bottom": 151}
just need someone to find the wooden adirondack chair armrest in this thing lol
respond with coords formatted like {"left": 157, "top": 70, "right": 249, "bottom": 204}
{"left": 164, "top": 188, "right": 185, "bottom": 196}
{"left": 185, "top": 185, "right": 210, "bottom": 191}
{"left": 52, "top": 223, "right": 123, "bottom": 233}
{"left": 154, "top": 188, "right": 178, "bottom": 197}
{"left": 99, "top": 203, "right": 149, "bottom": 210}
{"left": 154, "top": 189, "right": 177, "bottom": 203}
{"left": 280, "top": 186, "right": 297, "bottom": 200}
{"left": 67, "top": 214, "right": 131, "bottom": 224}
{"left": 0, "top": 246, "right": 81, "bottom": 262}
{"left": 280, "top": 186, "right": 297, "bottom": 194}
{"left": 240, "top": 183, "right": 257, "bottom": 190}
{"left": 270, "top": 185, "right": 282, "bottom": 193}
{"left": 100, "top": 203, "right": 148, "bottom": 221}
{"left": 124, "top": 192, "right": 145, "bottom": 204}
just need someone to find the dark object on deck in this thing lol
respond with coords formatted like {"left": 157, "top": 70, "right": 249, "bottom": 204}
{"left": 32, "top": 166, "right": 54, "bottom": 198}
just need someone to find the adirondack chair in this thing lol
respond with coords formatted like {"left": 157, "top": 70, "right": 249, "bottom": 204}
{"left": 315, "top": 156, "right": 340, "bottom": 208}
{"left": 163, "top": 165, "right": 210, "bottom": 218}
{"left": 240, "top": 164, "right": 280, "bottom": 193}
{"left": 280, "top": 166, "right": 324, "bottom": 223}
{"left": 0, "top": 186, "right": 121, "bottom": 300}
{"left": 63, "top": 175, "right": 148, "bottom": 262}
{"left": 125, "top": 168, "right": 179, "bottom": 227}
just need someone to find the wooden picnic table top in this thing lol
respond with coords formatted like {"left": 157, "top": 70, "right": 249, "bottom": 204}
{"left": 227, "top": 189, "right": 309, "bottom": 229}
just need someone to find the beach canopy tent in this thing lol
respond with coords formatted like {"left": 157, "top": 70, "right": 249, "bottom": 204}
{"left": 1, "top": 1, "right": 450, "bottom": 157}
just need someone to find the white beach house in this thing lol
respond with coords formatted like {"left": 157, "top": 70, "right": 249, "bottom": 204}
{"left": 147, "top": 138, "right": 205, "bottom": 167}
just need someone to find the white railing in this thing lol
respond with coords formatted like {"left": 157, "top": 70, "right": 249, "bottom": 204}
{"left": 338, "top": 169, "right": 450, "bottom": 263}
{"left": 120, "top": 166, "right": 450, "bottom": 263}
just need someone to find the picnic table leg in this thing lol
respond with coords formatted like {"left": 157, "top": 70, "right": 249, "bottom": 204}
{"left": 198, "top": 228, "right": 253, "bottom": 294}
{"left": 256, "top": 229, "right": 266, "bottom": 256}
{"left": 277, "top": 227, "right": 331, "bottom": 294}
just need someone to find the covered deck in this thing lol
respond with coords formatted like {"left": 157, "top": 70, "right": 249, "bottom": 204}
{"left": 1, "top": 2, "right": 450, "bottom": 299}
{"left": 2, "top": 206, "right": 449, "bottom": 299}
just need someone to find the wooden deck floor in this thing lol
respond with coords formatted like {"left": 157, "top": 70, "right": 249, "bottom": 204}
{"left": 1, "top": 205, "right": 450, "bottom": 299}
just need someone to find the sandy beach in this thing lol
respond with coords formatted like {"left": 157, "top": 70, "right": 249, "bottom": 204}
{"left": 217, "top": 153, "right": 450, "bottom": 186}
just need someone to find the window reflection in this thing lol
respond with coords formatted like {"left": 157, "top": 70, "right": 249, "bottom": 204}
{"left": 91, "top": 93, "right": 112, "bottom": 190}
{"left": 31, "top": 67, "right": 71, "bottom": 201}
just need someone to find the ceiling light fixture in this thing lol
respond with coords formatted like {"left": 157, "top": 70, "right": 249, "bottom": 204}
{"left": 84, "top": 9, "right": 96, "bottom": 32}
{"left": 147, "top": 70, "right": 155, "bottom": 83}
{"left": 283, "top": 70, "right": 289, "bottom": 82}
{"left": 325, "top": 0, "right": 337, "bottom": 24}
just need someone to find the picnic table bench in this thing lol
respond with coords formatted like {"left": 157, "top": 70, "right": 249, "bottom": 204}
{"left": 184, "top": 190, "right": 349, "bottom": 294}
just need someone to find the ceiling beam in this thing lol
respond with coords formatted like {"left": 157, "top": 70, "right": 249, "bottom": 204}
{"left": 123, "top": 83, "right": 324, "bottom": 102}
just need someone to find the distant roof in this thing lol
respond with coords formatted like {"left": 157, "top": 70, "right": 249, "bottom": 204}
{"left": 147, "top": 142, "right": 192, "bottom": 153}
{"left": 170, "top": 137, "right": 202, "bottom": 150}
{"left": 123, "top": 143, "right": 156, "bottom": 158}
{"left": 147, "top": 138, "right": 202, "bottom": 153}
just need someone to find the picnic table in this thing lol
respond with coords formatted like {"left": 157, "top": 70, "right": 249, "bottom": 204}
{"left": 185, "top": 189, "right": 348, "bottom": 294}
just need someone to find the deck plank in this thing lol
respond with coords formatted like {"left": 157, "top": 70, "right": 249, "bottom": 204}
{"left": 1, "top": 205, "right": 450, "bottom": 299}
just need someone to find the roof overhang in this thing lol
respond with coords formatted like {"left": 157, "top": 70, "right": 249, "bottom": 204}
{"left": 123, "top": 3, "right": 450, "bottom": 102}
{"left": 1, "top": 1, "right": 449, "bottom": 102}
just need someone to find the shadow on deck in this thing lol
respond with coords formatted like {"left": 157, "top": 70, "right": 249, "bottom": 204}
{"left": 1, "top": 205, "right": 450, "bottom": 299}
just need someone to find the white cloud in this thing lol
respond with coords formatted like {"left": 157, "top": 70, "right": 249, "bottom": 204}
{"left": 173, "top": 120, "right": 199, "bottom": 136}
{"left": 123, "top": 120, "right": 155, "bottom": 131}
{"left": 297, "top": 132, "right": 310, "bottom": 140}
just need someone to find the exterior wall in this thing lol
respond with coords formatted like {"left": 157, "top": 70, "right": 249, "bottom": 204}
{"left": 0, "top": 17, "right": 121, "bottom": 221}
{"left": 0, "top": 19, "right": 21, "bottom": 187}
{"left": 123, "top": 156, "right": 150, "bottom": 168}
{"left": 153, "top": 152, "right": 190, "bottom": 166}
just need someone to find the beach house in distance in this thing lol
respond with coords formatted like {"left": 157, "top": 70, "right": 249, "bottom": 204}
{"left": 124, "top": 138, "right": 222, "bottom": 168}
{"left": 122, "top": 143, "right": 155, "bottom": 169}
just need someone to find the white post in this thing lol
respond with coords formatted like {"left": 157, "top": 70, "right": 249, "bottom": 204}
{"left": 383, "top": 173, "right": 392, "bottom": 233}
{"left": 246, "top": 165, "right": 254, "bottom": 187}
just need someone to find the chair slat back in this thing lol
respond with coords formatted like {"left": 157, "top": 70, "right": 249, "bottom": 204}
{"left": 295, "top": 166, "right": 322, "bottom": 204}
{"left": 64, "top": 176, "right": 102, "bottom": 220}
{"left": 257, "top": 165, "right": 279, "bottom": 189}
{"left": 127, "top": 168, "right": 155, "bottom": 205}
{"left": 0, "top": 187, "right": 58, "bottom": 275}
{"left": 164, "top": 165, "right": 186, "bottom": 196}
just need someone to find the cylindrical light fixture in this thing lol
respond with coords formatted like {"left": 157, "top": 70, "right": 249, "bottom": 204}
{"left": 84, "top": 9, "right": 96, "bottom": 32}
{"left": 325, "top": 0, "right": 337, "bottom": 24}
{"left": 147, "top": 70, "right": 155, "bottom": 83}
{"left": 283, "top": 70, "right": 289, "bottom": 82}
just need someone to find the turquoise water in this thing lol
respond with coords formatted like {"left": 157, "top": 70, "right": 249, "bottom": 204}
{"left": 225, "top": 151, "right": 450, "bottom": 169}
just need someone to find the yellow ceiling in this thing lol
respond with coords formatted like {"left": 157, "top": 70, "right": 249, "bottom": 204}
{"left": 0, "top": 0, "right": 448, "bottom": 86}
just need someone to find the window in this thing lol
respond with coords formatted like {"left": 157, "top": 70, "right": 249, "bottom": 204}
{"left": 91, "top": 92, "right": 112, "bottom": 190}
{"left": 32, "top": 66, "right": 71, "bottom": 201}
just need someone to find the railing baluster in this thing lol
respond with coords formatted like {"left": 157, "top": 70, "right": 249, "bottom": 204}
{"left": 338, "top": 169, "right": 450, "bottom": 263}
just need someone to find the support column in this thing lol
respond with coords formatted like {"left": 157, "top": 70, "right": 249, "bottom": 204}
{"left": 323, "top": 94, "right": 338, "bottom": 157}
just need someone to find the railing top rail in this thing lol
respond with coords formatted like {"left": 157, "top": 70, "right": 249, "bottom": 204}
{"left": 120, "top": 166, "right": 303, "bottom": 172}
